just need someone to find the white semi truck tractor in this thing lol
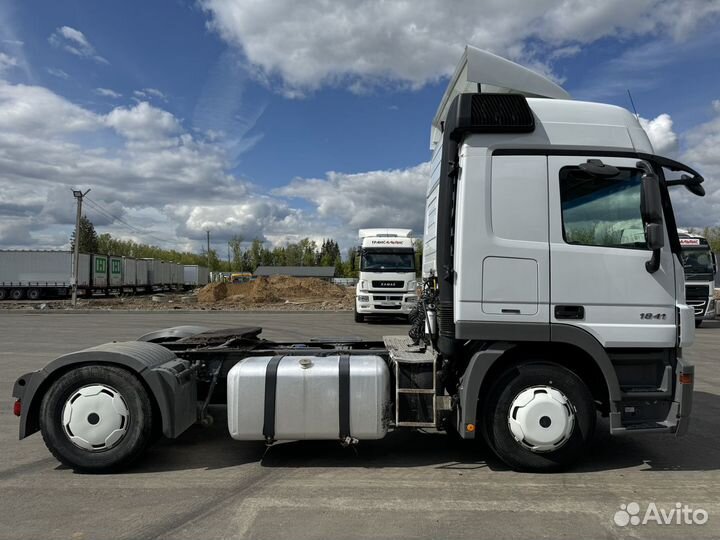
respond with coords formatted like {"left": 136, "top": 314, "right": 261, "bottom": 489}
{"left": 677, "top": 230, "right": 717, "bottom": 327}
{"left": 354, "top": 228, "right": 418, "bottom": 322}
{"left": 12, "top": 47, "right": 704, "bottom": 473}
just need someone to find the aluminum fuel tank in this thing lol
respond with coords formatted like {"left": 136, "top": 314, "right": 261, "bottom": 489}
{"left": 227, "top": 355, "right": 391, "bottom": 441}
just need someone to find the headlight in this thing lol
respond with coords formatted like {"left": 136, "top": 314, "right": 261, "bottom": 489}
{"left": 358, "top": 295, "right": 369, "bottom": 302}
{"left": 407, "top": 280, "right": 417, "bottom": 291}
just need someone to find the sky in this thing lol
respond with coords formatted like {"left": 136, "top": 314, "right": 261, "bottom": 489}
{"left": 1, "top": 0, "right": 720, "bottom": 255}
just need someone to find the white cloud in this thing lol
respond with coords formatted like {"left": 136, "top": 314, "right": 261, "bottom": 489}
{"left": 0, "top": 75, "right": 428, "bottom": 251}
{"left": 105, "top": 101, "right": 181, "bottom": 140}
{"left": 0, "top": 52, "right": 17, "bottom": 73}
{"left": 0, "top": 80, "right": 100, "bottom": 135}
{"left": 46, "top": 67, "right": 70, "bottom": 79}
{"left": 133, "top": 87, "right": 167, "bottom": 101}
{"left": 95, "top": 87, "right": 122, "bottom": 99}
{"left": 667, "top": 103, "right": 720, "bottom": 229}
{"left": 276, "top": 163, "right": 429, "bottom": 244}
{"left": 200, "top": 0, "right": 720, "bottom": 94}
{"left": 639, "top": 113, "right": 678, "bottom": 156}
{"left": 713, "top": 99, "right": 720, "bottom": 113}
{"left": 49, "top": 26, "right": 108, "bottom": 64}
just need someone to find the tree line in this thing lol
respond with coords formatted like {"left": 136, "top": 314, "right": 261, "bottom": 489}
{"left": 70, "top": 215, "right": 432, "bottom": 278}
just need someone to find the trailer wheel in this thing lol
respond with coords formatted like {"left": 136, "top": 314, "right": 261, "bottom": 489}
{"left": 27, "top": 288, "right": 41, "bottom": 300}
{"left": 39, "top": 365, "right": 155, "bottom": 473}
{"left": 0, "top": 289, "right": 7, "bottom": 301}
{"left": 10, "top": 288, "right": 24, "bottom": 300}
{"left": 483, "top": 363, "right": 595, "bottom": 472}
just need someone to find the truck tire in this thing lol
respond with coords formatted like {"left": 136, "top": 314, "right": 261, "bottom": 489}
{"left": 27, "top": 288, "right": 41, "bottom": 300}
{"left": 354, "top": 308, "right": 365, "bottom": 323}
{"left": 0, "top": 289, "right": 7, "bottom": 300}
{"left": 695, "top": 320, "right": 703, "bottom": 328}
{"left": 482, "top": 363, "right": 595, "bottom": 472}
{"left": 10, "top": 288, "right": 24, "bottom": 300}
{"left": 39, "top": 365, "right": 155, "bottom": 473}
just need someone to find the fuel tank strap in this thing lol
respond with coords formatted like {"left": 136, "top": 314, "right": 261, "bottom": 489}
{"left": 262, "top": 355, "right": 284, "bottom": 441}
{"left": 338, "top": 354, "right": 351, "bottom": 439}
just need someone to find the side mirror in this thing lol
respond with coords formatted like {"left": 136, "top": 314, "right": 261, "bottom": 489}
{"left": 646, "top": 223, "right": 664, "bottom": 250}
{"left": 640, "top": 175, "right": 663, "bottom": 224}
{"left": 637, "top": 162, "right": 664, "bottom": 273}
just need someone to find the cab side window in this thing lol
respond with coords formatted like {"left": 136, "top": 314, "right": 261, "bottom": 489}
{"left": 560, "top": 167, "right": 648, "bottom": 250}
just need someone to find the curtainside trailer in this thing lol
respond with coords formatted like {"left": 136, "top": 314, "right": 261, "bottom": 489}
{"left": 11, "top": 47, "right": 703, "bottom": 473}
{"left": 0, "top": 250, "right": 91, "bottom": 300}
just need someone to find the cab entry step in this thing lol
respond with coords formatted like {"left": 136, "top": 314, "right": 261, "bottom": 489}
{"left": 384, "top": 336, "right": 437, "bottom": 427}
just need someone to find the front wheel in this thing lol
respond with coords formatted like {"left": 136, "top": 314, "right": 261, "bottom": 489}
{"left": 354, "top": 308, "right": 365, "bottom": 323}
{"left": 482, "top": 363, "right": 596, "bottom": 472}
{"left": 695, "top": 320, "right": 703, "bottom": 328}
{"left": 39, "top": 365, "right": 156, "bottom": 473}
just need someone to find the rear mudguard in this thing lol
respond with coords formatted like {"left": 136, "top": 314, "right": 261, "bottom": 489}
{"left": 13, "top": 341, "right": 197, "bottom": 440}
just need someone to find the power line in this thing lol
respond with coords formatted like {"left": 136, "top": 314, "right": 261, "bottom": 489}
{"left": 83, "top": 197, "right": 172, "bottom": 246}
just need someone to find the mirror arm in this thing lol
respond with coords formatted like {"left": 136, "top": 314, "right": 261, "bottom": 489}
{"left": 646, "top": 249, "right": 661, "bottom": 273}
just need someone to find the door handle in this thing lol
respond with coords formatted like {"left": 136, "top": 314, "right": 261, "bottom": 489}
{"left": 555, "top": 305, "right": 585, "bottom": 320}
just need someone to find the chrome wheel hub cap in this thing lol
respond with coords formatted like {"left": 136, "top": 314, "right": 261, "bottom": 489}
{"left": 61, "top": 384, "right": 129, "bottom": 451}
{"left": 508, "top": 385, "right": 575, "bottom": 452}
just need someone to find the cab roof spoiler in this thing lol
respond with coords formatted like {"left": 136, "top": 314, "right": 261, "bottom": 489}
{"left": 431, "top": 46, "right": 571, "bottom": 149}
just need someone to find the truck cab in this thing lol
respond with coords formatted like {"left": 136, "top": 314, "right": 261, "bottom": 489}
{"left": 678, "top": 230, "right": 717, "bottom": 326}
{"left": 354, "top": 229, "right": 417, "bottom": 322}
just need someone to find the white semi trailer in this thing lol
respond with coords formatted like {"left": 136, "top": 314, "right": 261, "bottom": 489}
{"left": 354, "top": 228, "right": 417, "bottom": 322}
{"left": 677, "top": 230, "right": 716, "bottom": 327}
{"left": 12, "top": 47, "right": 703, "bottom": 473}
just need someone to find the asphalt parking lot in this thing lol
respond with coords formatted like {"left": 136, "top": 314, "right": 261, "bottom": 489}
{"left": 1, "top": 311, "right": 718, "bottom": 540}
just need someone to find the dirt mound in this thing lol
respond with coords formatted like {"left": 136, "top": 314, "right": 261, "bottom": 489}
{"left": 197, "top": 282, "right": 228, "bottom": 303}
{"left": 197, "top": 276, "right": 352, "bottom": 308}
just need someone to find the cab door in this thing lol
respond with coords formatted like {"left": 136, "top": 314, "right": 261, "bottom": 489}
{"left": 548, "top": 156, "right": 677, "bottom": 348}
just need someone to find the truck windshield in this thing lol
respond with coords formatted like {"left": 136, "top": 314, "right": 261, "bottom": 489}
{"left": 361, "top": 250, "right": 415, "bottom": 272}
{"left": 681, "top": 248, "right": 714, "bottom": 278}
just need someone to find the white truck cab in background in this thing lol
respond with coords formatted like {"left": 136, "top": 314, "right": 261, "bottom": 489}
{"left": 355, "top": 229, "right": 417, "bottom": 322}
{"left": 678, "top": 229, "right": 717, "bottom": 327}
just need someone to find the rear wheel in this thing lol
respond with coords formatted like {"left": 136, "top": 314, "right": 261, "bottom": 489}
{"left": 27, "top": 288, "right": 41, "bottom": 300}
{"left": 40, "top": 365, "right": 155, "bottom": 473}
{"left": 0, "top": 289, "right": 7, "bottom": 300}
{"left": 10, "top": 288, "right": 24, "bottom": 300}
{"left": 482, "top": 363, "right": 596, "bottom": 472}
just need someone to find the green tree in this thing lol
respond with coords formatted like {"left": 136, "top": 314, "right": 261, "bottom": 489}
{"left": 70, "top": 214, "right": 99, "bottom": 253}
{"left": 229, "top": 235, "right": 243, "bottom": 271}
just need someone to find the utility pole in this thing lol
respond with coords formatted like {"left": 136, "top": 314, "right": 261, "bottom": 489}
{"left": 206, "top": 229, "right": 211, "bottom": 271}
{"left": 71, "top": 188, "right": 91, "bottom": 307}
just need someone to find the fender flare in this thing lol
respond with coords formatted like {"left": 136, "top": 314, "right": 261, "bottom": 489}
{"left": 13, "top": 341, "right": 193, "bottom": 440}
{"left": 455, "top": 324, "right": 622, "bottom": 439}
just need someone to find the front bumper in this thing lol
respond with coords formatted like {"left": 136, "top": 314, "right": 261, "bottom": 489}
{"left": 356, "top": 293, "right": 416, "bottom": 315}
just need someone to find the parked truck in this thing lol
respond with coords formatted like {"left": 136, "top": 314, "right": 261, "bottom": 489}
{"left": 354, "top": 229, "right": 418, "bottom": 322}
{"left": 12, "top": 47, "right": 703, "bottom": 473}
{"left": 678, "top": 230, "right": 716, "bottom": 327}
